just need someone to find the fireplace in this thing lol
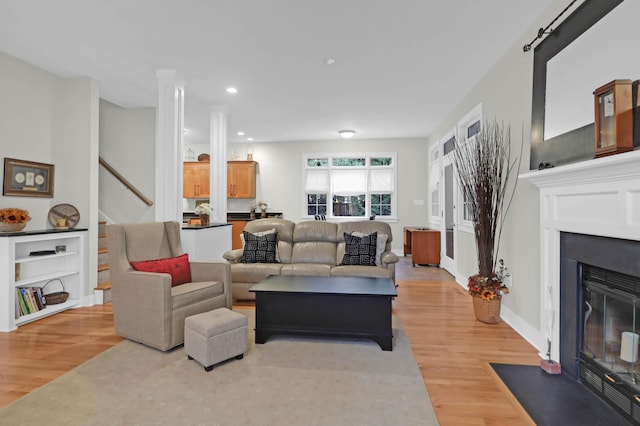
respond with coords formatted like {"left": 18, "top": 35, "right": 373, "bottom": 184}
{"left": 559, "top": 232, "right": 640, "bottom": 422}
{"left": 521, "top": 150, "right": 640, "bottom": 422}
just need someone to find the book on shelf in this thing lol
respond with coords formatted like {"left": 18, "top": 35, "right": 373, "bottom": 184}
{"left": 16, "top": 286, "right": 48, "bottom": 316}
{"left": 27, "top": 288, "right": 38, "bottom": 311}
{"left": 18, "top": 288, "right": 31, "bottom": 315}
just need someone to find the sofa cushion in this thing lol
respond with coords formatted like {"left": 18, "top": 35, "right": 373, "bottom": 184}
{"left": 231, "top": 263, "right": 283, "bottom": 283}
{"left": 171, "top": 280, "right": 224, "bottom": 310}
{"left": 291, "top": 221, "right": 338, "bottom": 265}
{"left": 242, "top": 231, "right": 279, "bottom": 263}
{"left": 291, "top": 241, "right": 338, "bottom": 265}
{"left": 130, "top": 253, "right": 192, "bottom": 286}
{"left": 281, "top": 264, "right": 332, "bottom": 276}
{"left": 340, "top": 232, "right": 377, "bottom": 266}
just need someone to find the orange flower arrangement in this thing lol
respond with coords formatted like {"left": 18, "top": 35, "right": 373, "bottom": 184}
{"left": 467, "top": 274, "right": 509, "bottom": 301}
{"left": 0, "top": 208, "right": 32, "bottom": 224}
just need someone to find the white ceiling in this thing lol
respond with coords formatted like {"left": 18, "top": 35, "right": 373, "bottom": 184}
{"left": 0, "top": 0, "right": 552, "bottom": 145}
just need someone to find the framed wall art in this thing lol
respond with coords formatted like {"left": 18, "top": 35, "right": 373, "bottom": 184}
{"left": 3, "top": 157, "right": 55, "bottom": 198}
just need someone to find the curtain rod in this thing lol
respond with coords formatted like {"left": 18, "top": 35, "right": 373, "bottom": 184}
{"left": 523, "top": 0, "right": 580, "bottom": 52}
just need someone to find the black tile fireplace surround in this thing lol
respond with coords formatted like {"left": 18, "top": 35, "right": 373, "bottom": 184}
{"left": 560, "top": 232, "right": 640, "bottom": 423}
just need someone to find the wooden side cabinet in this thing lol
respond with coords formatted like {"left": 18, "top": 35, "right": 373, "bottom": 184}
{"left": 228, "top": 161, "right": 256, "bottom": 198}
{"left": 183, "top": 162, "right": 210, "bottom": 198}
{"left": 404, "top": 227, "right": 440, "bottom": 267}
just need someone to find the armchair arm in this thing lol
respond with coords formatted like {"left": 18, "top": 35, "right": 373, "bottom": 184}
{"left": 381, "top": 251, "right": 399, "bottom": 267}
{"left": 190, "top": 261, "right": 232, "bottom": 308}
{"left": 223, "top": 248, "right": 244, "bottom": 264}
{"left": 110, "top": 270, "right": 173, "bottom": 350}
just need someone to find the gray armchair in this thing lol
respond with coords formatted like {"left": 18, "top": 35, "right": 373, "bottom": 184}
{"left": 106, "top": 221, "right": 231, "bottom": 351}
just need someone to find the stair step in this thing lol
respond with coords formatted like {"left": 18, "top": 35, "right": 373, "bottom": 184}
{"left": 98, "top": 264, "right": 109, "bottom": 272}
{"left": 98, "top": 234, "right": 107, "bottom": 239}
{"left": 98, "top": 247, "right": 108, "bottom": 255}
{"left": 95, "top": 281, "right": 111, "bottom": 291}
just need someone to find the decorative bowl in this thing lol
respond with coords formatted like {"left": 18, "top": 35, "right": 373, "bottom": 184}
{"left": 0, "top": 222, "right": 26, "bottom": 233}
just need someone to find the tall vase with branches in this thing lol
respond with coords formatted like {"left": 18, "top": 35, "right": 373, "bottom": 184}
{"left": 452, "top": 119, "right": 519, "bottom": 323}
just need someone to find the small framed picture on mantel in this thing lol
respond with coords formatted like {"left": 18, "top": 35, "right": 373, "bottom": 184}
{"left": 3, "top": 157, "right": 55, "bottom": 198}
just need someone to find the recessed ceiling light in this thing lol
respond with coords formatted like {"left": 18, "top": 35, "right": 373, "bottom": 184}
{"left": 326, "top": 58, "right": 336, "bottom": 65}
{"left": 247, "top": 137, "right": 254, "bottom": 142}
{"left": 338, "top": 130, "right": 355, "bottom": 139}
{"left": 226, "top": 87, "right": 238, "bottom": 94}
{"left": 237, "top": 131, "right": 245, "bottom": 136}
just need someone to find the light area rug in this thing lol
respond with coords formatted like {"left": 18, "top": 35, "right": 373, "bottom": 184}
{"left": 0, "top": 308, "right": 438, "bottom": 426}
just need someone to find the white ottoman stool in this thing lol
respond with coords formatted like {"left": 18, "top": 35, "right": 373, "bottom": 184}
{"left": 184, "top": 308, "right": 247, "bottom": 372}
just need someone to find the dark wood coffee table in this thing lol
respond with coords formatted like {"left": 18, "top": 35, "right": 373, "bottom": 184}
{"left": 249, "top": 275, "right": 397, "bottom": 351}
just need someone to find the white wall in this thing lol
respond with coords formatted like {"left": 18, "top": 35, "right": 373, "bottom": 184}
{"left": 99, "top": 100, "right": 156, "bottom": 224}
{"left": 423, "top": 2, "right": 580, "bottom": 348}
{"left": 0, "top": 50, "right": 100, "bottom": 298}
{"left": 224, "top": 138, "right": 430, "bottom": 253}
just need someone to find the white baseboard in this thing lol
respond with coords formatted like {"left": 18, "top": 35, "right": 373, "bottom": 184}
{"left": 453, "top": 273, "right": 546, "bottom": 357}
{"left": 500, "top": 304, "right": 546, "bottom": 356}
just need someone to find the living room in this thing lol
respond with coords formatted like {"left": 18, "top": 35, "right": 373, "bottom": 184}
{"left": 1, "top": 1, "right": 640, "bottom": 424}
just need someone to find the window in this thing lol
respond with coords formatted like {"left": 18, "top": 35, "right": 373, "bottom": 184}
{"left": 371, "top": 193, "right": 391, "bottom": 216}
{"left": 303, "top": 153, "right": 396, "bottom": 219}
{"left": 456, "top": 104, "right": 483, "bottom": 232}
{"left": 307, "top": 194, "right": 327, "bottom": 216}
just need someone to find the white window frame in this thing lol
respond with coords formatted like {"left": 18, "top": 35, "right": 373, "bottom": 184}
{"left": 302, "top": 152, "right": 397, "bottom": 221}
{"left": 455, "top": 103, "right": 483, "bottom": 234}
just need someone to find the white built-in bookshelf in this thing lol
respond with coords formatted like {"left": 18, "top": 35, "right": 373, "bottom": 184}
{"left": 0, "top": 229, "right": 87, "bottom": 332}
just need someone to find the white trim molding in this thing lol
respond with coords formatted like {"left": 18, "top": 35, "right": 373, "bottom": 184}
{"left": 520, "top": 149, "right": 640, "bottom": 361}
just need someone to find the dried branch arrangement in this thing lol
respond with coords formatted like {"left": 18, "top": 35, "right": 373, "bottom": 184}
{"left": 452, "top": 119, "right": 519, "bottom": 277}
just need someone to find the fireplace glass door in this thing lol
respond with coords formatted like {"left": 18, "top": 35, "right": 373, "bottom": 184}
{"left": 583, "top": 278, "right": 640, "bottom": 392}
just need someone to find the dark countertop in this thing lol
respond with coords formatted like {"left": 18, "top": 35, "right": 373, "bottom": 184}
{"left": 227, "top": 212, "right": 283, "bottom": 220}
{"left": 182, "top": 222, "right": 232, "bottom": 230}
{"left": 0, "top": 228, "right": 88, "bottom": 237}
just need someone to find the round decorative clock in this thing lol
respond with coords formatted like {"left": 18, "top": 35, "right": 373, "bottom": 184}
{"left": 47, "top": 204, "right": 80, "bottom": 229}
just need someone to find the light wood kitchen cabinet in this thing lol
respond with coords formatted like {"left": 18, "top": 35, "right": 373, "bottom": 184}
{"left": 229, "top": 220, "right": 248, "bottom": 249}
{"left": 184, "top": 162, "right": 210, "bottom": 198}
{"left": 227, "top": 161, "right": 256, "bottom": 198}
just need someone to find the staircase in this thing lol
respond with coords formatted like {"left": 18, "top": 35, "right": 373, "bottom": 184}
{"left": 94, "top": 221, "right": 111, "bottom": 303}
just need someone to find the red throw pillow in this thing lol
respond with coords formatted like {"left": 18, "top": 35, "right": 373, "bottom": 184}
{"left": 130, "top": 253, "right": 192, "bottom": 286}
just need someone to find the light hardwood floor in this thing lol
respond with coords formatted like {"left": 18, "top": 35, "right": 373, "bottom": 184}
{"left": 0, "top": 257, "right": 540, "bottom": 425}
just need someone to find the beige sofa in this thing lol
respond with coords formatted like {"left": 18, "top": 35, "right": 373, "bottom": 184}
{"left": 223, "top": 218, "right": 399, "bottom": 300}
{"left": 107, "top": 221, "right": 232, "bottom": 351}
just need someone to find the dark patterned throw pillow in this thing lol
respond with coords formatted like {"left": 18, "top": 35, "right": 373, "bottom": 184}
{"left": 340, "top": 232, "right": 377, "bottom": 266}
{"left": 242, "top": 230, "right": 279, "bottom": 263}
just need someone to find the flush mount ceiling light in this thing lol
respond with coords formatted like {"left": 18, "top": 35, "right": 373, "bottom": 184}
{"left": 338, "top": 130, "right": 355, "bottom": 139}
{"left": 226, "top": 87, "right": 238, "bottom": 94}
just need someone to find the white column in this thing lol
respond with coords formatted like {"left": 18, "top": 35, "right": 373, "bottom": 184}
{"left": 210, "top": 105, "right": 228, "bottom": 223}
{"left": 155, "top": 69, "right": 185, "bottom": 222}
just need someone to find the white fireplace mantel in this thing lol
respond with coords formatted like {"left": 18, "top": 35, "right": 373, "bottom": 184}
{"left": 520, "top": 149, "right": 640, "bottom": 361}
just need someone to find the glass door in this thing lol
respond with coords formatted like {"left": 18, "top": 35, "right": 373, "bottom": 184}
{"left": 440, "top": 156, "right": 457, "bottom": 275}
